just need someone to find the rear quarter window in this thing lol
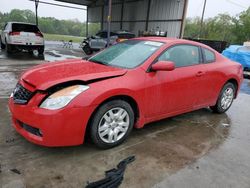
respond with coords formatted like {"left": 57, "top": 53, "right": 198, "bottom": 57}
{"left": 203, "top": 48, "right": 216, "bottom": 63}
{"left": 3, "top": 23, "right": 8, "bottom": 30}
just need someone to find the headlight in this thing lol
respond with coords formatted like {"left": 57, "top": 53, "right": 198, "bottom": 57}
{"left": 40, "top": 85, "right": 89, "bottom": 110}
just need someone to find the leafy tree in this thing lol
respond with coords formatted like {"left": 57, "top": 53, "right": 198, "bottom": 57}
{"left": 184, "top": 7, "right": 250, "bottom": 45}
{"left": 0, "top": 9, "right": 100, "bottom": 37}
{"left": 231, "top": 7, "right": 250, "bottom": 44}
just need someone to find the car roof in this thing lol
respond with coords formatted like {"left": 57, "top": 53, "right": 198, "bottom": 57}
{"left": 133, "top": 37, "right": 193, "bottom": 43}
{"left": 8, "top": 22, "right": 37, "bottom": 26}
{"left": 115, "top": 31, "right": 134, "bottom": 34}
{"left": 133, "top": 37, "right": 216, "bottom": 51}
{"left": 97, "top": 30, "right": 134, "bottom": 34}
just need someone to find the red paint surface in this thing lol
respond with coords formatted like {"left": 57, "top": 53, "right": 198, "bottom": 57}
{"left": 9, "top": 38, "right": 243, "bottom": 147}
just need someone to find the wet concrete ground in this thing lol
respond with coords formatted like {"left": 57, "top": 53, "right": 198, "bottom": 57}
{"left": 0, "top": 44, "right": 250, "bottom": 188}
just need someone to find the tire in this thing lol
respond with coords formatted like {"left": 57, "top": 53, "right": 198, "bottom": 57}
{"left": 38, "top": 46, "right": 44, "bottom": 55}
{"left": 210, "top": 82, "right": 236, "bottom": 113}
{"left": 90, "top": 100, "right": 134, "bottom": 149}
{"left": 6, "top": 41, "right": 13, "bottom": 54}
{"left": 82, "top": 45, "right": 93, "bottom": 55}
{"left": 0, "top": 38, "right": 6, "bottom": 49}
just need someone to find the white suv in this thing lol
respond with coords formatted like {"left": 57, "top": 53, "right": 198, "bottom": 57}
{"left": 0, "top": 22, "right": 44, "bottom": 55}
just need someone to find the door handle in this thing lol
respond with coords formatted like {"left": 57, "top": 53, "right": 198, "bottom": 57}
{"left": 196, "top": 71, "right": 205, "bottom": 77}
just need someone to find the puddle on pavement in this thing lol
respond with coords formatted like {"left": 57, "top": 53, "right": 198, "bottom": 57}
{"left": 45, "top": 50, "right": 81, "bottom": 62}
{"left": 0, "top": 65, "right": 32, "bottom": 97}
{"left": 0, "top": 72, "right": 18, "bottom": 97}
{"left": 0, "top": 98, "right": 231, "bottom": 188}
{"left": 240, "top": 79, "right": 250, "bottom": 95}
{"left": 0, "top": 47, "right": 83, "bottom": 63}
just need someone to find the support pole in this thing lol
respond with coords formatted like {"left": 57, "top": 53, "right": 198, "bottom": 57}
{"left": 199, "top": 0, "right": 207, "bottom": 38}
{"left": 120, "top": 0, "right": 124, "bottom": 30}
{"left": 35, "top": 0, "right": 39, "bottom": 26}
{"left": 101, "top": 5, "right": 104, "bottom": 30}
{"left": 179, "top": 0, "right": 188, "bottom": 38}
{"left": 145, "top": 0, "right": 152, "bottom": 31}
{"left": 107, "top": 0, "right": 112, "bottom": 47}
{"left": 86, "top": 6, "right": 89, "bottom": 37}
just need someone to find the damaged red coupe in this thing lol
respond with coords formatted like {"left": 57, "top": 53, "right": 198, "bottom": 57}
{"left": 9, "top": 38, "right": 243, "bottom": 148}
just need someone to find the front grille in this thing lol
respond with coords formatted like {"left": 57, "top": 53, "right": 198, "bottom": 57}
{"left": 18, "top": 120, "right": 42, "bottom": 137}
{"left": 13, "top": 83, "right": 33, "bottom": 104}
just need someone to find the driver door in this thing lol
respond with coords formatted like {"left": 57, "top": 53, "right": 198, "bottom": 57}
{"left": 144, "top": 44, "right": 205, "bottom": 119}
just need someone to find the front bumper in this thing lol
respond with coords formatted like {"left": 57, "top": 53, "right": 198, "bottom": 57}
{"left": 8, "top": 95, "right": 96, "bottom": 147}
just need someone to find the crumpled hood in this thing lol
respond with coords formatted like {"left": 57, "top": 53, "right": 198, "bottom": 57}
{"left": 21, "top": 59, "right": 127, "bottom": 90}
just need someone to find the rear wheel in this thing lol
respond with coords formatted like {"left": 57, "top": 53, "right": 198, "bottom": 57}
{"left": 38, "top": 46, "right": 44, "bottom": 55}
{"left": 0, "top": 38, "right": 6, "bottom": 49}
{"left": 90, "top": 100, "right": 134, "bottom": 149}
{"left": 210, "top": 82, "right": 236, "bottom": 113}
{"left": 6, "top": 43, "right": 13, "bottom": 54}
{"left": 82, "top": 44, "right": 93, "bottom": 55}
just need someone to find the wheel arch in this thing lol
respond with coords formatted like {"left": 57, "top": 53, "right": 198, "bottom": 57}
{"left": 225, "top": 78, "right": 239, "bottom": 98}
{"left": 84, "top": 94, "right": 140, "bottom": 142}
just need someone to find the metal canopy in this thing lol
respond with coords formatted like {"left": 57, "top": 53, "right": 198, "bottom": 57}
{"left": 55, "top": 0, "right": 94, "bottom": 6}
{"left": 32, "top": 0, "right": 188, "bottom": 39}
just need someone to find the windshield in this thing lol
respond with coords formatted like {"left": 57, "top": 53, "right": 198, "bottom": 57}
{"left": 89, "top": 40, "right": 164, "bottom": 69}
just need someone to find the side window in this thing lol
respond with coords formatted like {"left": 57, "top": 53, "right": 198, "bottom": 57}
{"left": 110, "top": 32, "right": 117, "bottom": 37}
{"left": 96, "top": 32, "right": 107, "bottom": 38}
{"left": 158, "top": 45, "right": 200, "bottom": 68}
{"left": 203, "top": 48, "right": 216, "bottom": 63}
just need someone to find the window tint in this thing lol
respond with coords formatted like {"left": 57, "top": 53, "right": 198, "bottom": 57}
{"left": 158, "top": 45, "right": 200, "bottom": 67}
{"left": 12, "top": 23, "right": 39, "bottom": 32}
{"left": 96, "top": 32, "right": 117, "bottom": 38}
{"left": 203, "top": 48, "right": 215, "bottom": 62}
{"left": 96, "top": 32, "right": 106, "bottom": 38}
{"left": 117, "top": 33, "right": 135, "bottom": 39}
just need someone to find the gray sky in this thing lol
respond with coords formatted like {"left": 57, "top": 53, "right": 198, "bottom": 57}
{"left": 0, "top": 0, "right": 250, "bottom": 21}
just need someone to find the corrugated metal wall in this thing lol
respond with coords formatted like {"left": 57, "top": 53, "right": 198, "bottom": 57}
{"left": 88, "top": 0, "right": 186, "bottom": 37}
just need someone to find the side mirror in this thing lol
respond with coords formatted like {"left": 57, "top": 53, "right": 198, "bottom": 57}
{"left": 151, "top": 61, "right": 175, "bottom": 72}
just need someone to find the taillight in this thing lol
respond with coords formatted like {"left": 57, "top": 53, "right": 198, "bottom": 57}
{"left": 35, "top": 32, "right": 43, "bottom": 38}
{"left": 9, "top": 32, "right": 20, "bottom": 36}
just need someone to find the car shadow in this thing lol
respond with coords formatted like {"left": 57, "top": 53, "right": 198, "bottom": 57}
{"left": 0, "top": 50, "right": 44, "bottom": 61}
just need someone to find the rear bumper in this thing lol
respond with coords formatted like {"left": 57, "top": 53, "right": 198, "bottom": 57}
{"left": 8, "top": 96, "right": 96, "bottom": 147}
{"left": 9, "top": 44, "right": 44, "bottom": 51}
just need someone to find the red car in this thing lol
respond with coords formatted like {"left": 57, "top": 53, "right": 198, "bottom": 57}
{"left": 9, "top": 37, "right": 243, "bottom": 148}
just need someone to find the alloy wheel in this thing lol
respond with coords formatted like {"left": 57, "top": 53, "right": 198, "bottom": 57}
{"left": 98, "top": 107, "right": 130, "bottom": 143}
{"left": 221, "top": 87, "right": 234, "bottom": 110}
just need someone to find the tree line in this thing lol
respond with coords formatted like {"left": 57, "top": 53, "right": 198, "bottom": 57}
{"left": 184, "top": 7, "right": 250, "bottom": 45}
{"left": 0, "top": 9, "right": 100, "bottom": 36}
{"left": 1, "top": 8, "right": 250, "bottom": 45}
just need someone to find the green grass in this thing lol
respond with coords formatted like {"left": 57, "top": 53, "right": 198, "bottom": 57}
{"left": 43, "top": 33, "right": 84, "bottom": 43}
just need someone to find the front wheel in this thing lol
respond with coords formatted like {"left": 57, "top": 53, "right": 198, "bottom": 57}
{"left": 210, "top": 82, "right": 236, "bottom": 113}
{"left": 90, "top": 100, "right": 134, "bottom": 149}
{"left": 82, "top": 43, "right": 93, "bottom": 55}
